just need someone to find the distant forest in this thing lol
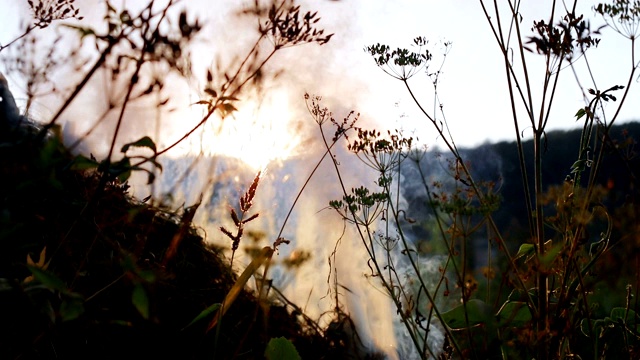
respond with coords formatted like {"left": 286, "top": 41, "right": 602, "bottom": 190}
{"left": 401, "top": 121, "right": 640, "bottom": 269}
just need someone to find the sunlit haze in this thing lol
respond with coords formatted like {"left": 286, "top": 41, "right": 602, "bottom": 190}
{"left": 173, "top": 91, "right": 303, "bottom": 171}
{"left": 1, "top": 1, "right": 639, "bottom": 169}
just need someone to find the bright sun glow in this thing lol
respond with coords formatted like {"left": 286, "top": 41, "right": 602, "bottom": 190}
{"left": 171, "top": 92, "right": 302, "bottom": 171}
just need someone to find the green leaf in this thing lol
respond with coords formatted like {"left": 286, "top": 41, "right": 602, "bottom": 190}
{"left": 580, "top": 318, "right": 606, "bottom": 338}
{"left": 204, "top": 87, "right": 217, "bottom": 98}
{"left": 71, "top": 155, "right": 100, "bottom": 170}
{"left": 496, "top": 301, "right": 532, "bottom": 327}
{"left": 27, "top": 266, "right": 67, "bottom": 292}
{"left": 441, "top": 299, "right": 493, "bottom": 329}
{"left": 579, "top": 318, "right": 592, "bottom": 337}
{"left": 129, "top": 167, "right": 157, "bottom": 185}
{"left": 575, "top": 107, "right": 587, "bottom": 121}
{"left": 60, "top": 295, "right": 85, "bottom": 322}
{"left": 148, "top": 158, "right": 163, "bottom": 172}
{"left": 506, "top": 288, "right": 536, "bottom": 302}
{"left": 121, "top": 253, "right": 136, "bottom": 272}
{"left": 515, "top": 243, "right": 535, "bottom": 260}
{"left": 61, "top": 24, "right": 96, "bottom": 39}
{"left": 182, "top": 303, "right": 221, "bottom": 330}
{"left": 570, "top": 159, "right": 586, "bottom": 174}
{"left": 137, "top": 270, "right": 156, "bottom": 283}
{"left": 121, "top": 136, "right": 157, "bottom": 154}
{"left": 117, "top": 168, "right": 132, "bottom": 183}
{"left": 264, "top": 337, "right": 301, "bottom": 360}
{"left": 610, "top": 307, "right": 634, "bottom": 320}
{"left": 146, "top": 171, "right": 156, "bottom": 185}
{"left": 192, "top": 100, "right": 211, "bottom": 106}
{"left": 132, "top": 284, "right": 150, "bottom": 319}
{"left": 0, "top": 278, "right": 14, "bottom": 292}
{"left": 539, "top": 242, "right": 564, "bottom": 268}
{"left": 218, "top": 102, "right": 238, "bottom": 116}
{"left": 111, "top": 157, "right": 131, "bottom": 171}
{"left": 108, "top": 157, "right": 132, "bottom": 183}
{"left": 110, "top": 320, "right": 133, "bottom": 327}
{"left": 610, "top": 307, "right": 637, "bottom": 328}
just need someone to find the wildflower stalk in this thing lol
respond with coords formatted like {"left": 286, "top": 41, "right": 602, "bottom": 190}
{"left": 319, "top": 124, "right": 428, "bottom": 356}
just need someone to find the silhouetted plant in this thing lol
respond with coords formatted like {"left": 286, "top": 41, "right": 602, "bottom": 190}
{"left": 0, "top": 1, "right": 356, "bottom": 359}
{"left": 313, "top": 0, "right": 640, "bottom": 359}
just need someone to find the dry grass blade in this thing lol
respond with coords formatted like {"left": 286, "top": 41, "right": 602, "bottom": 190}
{"left": 162, "top": 198, "right": 202, "bottom": 266}
{"left": 206, "top": 246, "right": 274, "bottom": 332}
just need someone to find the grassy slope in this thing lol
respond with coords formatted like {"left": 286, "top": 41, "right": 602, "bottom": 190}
{"left": 0, "top": 123, "right": 374, "bottom": 359}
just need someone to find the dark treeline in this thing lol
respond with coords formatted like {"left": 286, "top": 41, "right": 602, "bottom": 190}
{"left": 401, "top": 121, "right": 640, "bottom": 271}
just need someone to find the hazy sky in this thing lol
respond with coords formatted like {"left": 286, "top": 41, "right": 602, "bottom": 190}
{"left": 1, "top": 0, "right": 639, "bottom": 164}
{"left": 346, "top": 0, "right": 640, "bottom": 147}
